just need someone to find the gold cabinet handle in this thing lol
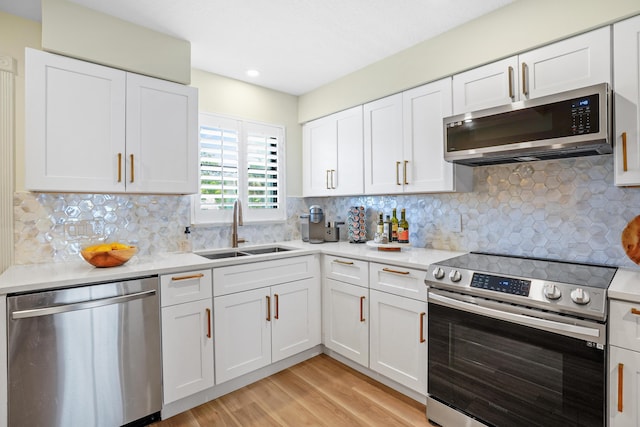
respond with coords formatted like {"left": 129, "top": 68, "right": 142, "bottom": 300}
{"left": 403, "top": 160, "right": 409, "bottom": 185}
{"left": 266, "top": 295, "right": 271, "bottom": 321}
{"left": 206, "top": 308, "right": 212, "bottom": 339}
{"left": 117, "top": 153, "right": 122, "bottom": 183}
{"left": 360, "top": 296, "right": 366, "bottom": 322}
{"left": 326, "top": 169, "right": 330, "bottom": 189}
{"left": 521, "top": 62, "right": 529, "bottom": 96}
{"left": 333, "top": 259, "right": 354, "bottom": 265}
{"left": 382, "top": 267, "right": 410, "bottom": 275}
{"left": 130, "top": 154, "right": 135, "bottom": 183}
{"left": 330, "top": 169, "right": 336, "bottom": 189}
{"left": 274, "top": 294, "right": 279, "bottom": 319}
{"left": 419, "top": 312, "right": 426, "bottom": 343}
{"left": 508, "top": 66, "right": 514, "bottom": 99}
{"left": 622, "top": 132, "right": 628, "bottom": 172}
{"left": 171, "top": 273, "right": 205, "bottom": 282}
{"left": 631, "top": 307, "right": 640, "bottom": 316}
{"left": 396, "top": 161, "right": 401, "bottom": 185}
{"left": 618, "top": 363, "right": 624, "bottom": 412}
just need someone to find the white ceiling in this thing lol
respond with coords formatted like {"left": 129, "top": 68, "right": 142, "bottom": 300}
{"left": 1, "top": 0, "right": 515, "bottom": 95}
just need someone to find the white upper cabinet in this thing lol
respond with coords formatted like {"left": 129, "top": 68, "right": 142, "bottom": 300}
{"left": 452, "top": 27, "right": 611, "bottom": 114}
{"left": 364, "top": 79, "right": 472, "bottom": 195}
{"left": 613, "top": 15, "right": 640, "bottom": 186}
{"left": 25, "top": 48, "right": 198, "bottom": 194}
{"left": 302, "top": 106, "right": 363, "bottom": 197}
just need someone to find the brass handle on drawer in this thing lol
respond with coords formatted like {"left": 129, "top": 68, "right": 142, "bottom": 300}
{"left": 508, "top": 66, "right": 514, "bottom": 99}
{"left": 521, "top": 62, "right": 529, "bottom": 96}
{"left": 117, "top": 153, "right": 122, "bottom": 183}
{"left": 206, "top": 308, "right": 212, "bottom": 339}
{"left": 360, "top": 296, "right": 366, "bottom": 322}
{"left": 631, "top": 307, "right": 640, "bottom": 316}
{"left": 274, "top": 294, "right": 279, "bottom": 319}
{"left": 171, "top": 273, "right": 205, "bottom": 282}
{"left": 420, "top": 312, "right": 426, "bottom": 343}
{"left": 622, "top": 132, "right": 628, "bottom": 172}
{"left": 266, "top": 295, "right": 271, "bottom": 321}
{"left": 396, "top": 161, "right": 401, "bottom": 185}
{"left": 618, "top": 363, "right": 624, "bottom": 412}
{"left": 333, "top": 259, "right": 354, "bottom": 265}
{"left": 130, "top": 154, "right": 135, "bottom": 183}
{"left": 382, "top": 267, "right": 410, "bottom": 275}
{"left": 403, "top": 160, "right": 409, "bottom": 185}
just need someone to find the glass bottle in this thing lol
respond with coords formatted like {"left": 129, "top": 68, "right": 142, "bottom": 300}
{"left": 391, "top": 208, "right": 399, "bottom": 242}
{"left": 384, "top": 215, "right": 391, "bottom": 241}
{"left": 377, "top": 212, "right": 384, "bottom": 235}
{"left": 398, "top": 209, "right": 409, "bottom": 244}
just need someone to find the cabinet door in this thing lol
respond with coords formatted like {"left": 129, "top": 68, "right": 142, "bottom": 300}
{"left": 334, "top": 106, "right": 364, "bottom": 196}
{"left": 613, "top": 15, "right": 640, "bottom": 186}
{"left": 452, "top": 56, "right": 519, "bottom": 114}
{"left": 609, "top": 346, "right": 640, "bottom": 427}
{"left": 302, "top": 115, "right": 337, "bottom": 196}
{"left": 161, "top": 298, "right": 214, "bottom": 404}
{"left": 25, "top": 48, "right": 126, "bottom": 192}
{"left": 271, "top": 278, "right": 321, "bottom": 362}
{"left": 323, "top": 278, "right": 369, "bottom": 366}
{"left": 214, "top": 288, "right": 271, "bottom": 383}
{"left": 364, "top": 93, "right": 404, "bottom": 194}
{"left": 518, "top": 26, "right": 611, "bottom": 100}
{"left": 126, "top": 73, "right": 198, "bottom": 194}
{"left": 369, "top": 290, "right": 427, "bottom": 395}
{"left": 403, "top": 78, "right": 472, "bottom": 193}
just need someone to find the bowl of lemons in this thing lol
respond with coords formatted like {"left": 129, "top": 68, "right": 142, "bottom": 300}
{"left": 81, "top": 242, "right": 137, "bottom": 268}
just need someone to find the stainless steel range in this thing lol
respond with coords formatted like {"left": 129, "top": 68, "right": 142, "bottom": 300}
{"left": 425, "top": 252, "right": 617, "bottom": 427}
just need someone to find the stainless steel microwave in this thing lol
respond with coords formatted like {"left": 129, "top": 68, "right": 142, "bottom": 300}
{"left": 443, "top": 83, "right": 611, "bottom": 166}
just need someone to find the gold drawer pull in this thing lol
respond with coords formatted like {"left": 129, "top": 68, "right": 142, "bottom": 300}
{"left": 396, "top": 161, "right": 401, "bottom": 186}
{"left": 117, "top": 153, "right": 122, "bottom": 182}
{"left": 266, "top": 295, "right": 271, "bottom": 321}
{"left": 622, "top": 132, "right": 628, "bottom": 172}
{"left": 618, "top": 363, "right": 624, "bottom": 412}
{"left": 521, "top": 62, "right": 529, "bottom": 96}
{"left": 171, "top": 273, "right": 205, "bottom": 282}
{"left": 419, "top": 312, "right": 426, "bottom": 343}
{"left": 360, "top": 296, "right": 366, "bottom": 322}
{"left": 382, "top": 267, "right": 410, "bottom": 275}
{"left": 206, "top": 308, "right": 212, "bottom": 339}
{"left": 508, "top": 66, "right": 514, "bottom": 99}
{"left": 274, "top": 294, "right": 280, "bottom": 320}
{"left": 130, "top": 154, "right": 135, "bottom": 183}
{"left": 631, "top": 307, "right": 640, "bottom": 316}
{"left": 333, "top": 259, "right": 354, "bottom": 265}
{"left": 403, "top": 160, "right": 409, "bottom": 185}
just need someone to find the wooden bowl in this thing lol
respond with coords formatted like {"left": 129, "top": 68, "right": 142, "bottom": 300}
{"left": 81, "top": 245, "right": 137, "bottom": 268}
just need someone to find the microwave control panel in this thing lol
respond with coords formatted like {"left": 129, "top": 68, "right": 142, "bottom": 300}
{"left": 570, "top": 95, "right": 597, "bottom": 135}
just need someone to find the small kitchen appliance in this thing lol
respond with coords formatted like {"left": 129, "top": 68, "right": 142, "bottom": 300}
{"left": 425, "top": 252, "right": 617, "bottom": 427}
{"left": 308, "top": 205, "right": 325, "bottom": 244}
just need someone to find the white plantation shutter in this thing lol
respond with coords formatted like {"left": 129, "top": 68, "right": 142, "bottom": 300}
{"left": 193, "top": 113, "right": 285, "bottom": 224}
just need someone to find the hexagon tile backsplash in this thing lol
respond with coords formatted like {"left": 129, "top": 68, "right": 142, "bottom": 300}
{"left": 12, "top": 155, "right": 640, "bottom": 269}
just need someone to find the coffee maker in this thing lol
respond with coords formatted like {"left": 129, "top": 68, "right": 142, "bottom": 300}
{"left": 308, "top": 205, "right": 325, "bottom": 244}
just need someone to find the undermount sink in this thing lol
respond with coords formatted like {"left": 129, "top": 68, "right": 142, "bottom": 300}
{"left": 241, "top": 246, "right": 293, "bottom": 255}
{"left": 198, "top": 245, "right": 295, "bottom": 260}
{"left": 200, "top": 250, "right": 250, "bottom": 260}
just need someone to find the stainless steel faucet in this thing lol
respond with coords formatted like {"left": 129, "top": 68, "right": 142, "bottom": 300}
{"left": 231, "top": 200, "right": 245, "bottom": 248}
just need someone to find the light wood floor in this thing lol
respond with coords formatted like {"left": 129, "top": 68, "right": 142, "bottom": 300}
{"left": 152, "top": 354, "right": 436, "bottom": 426}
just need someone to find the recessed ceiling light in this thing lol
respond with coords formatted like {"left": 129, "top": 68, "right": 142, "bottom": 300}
{"left": 246, "top": 69, "right": 260, "bottom": 78}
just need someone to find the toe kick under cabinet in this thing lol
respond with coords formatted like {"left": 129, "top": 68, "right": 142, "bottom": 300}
{"left": 213, "top": 255, "right": 321, "bottom": 384}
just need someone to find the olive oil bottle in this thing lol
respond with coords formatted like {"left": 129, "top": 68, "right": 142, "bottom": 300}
{"left": 391, "top": 208, "right": 399, "bottom": 242}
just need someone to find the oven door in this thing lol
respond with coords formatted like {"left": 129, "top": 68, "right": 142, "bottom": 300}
{"left": 427, "top": 289, "right": 606, "bottom": 427}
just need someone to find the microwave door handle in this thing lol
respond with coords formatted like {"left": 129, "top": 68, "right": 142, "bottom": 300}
{"left": 428, "top": 292, "right": 601, "bottom": 339}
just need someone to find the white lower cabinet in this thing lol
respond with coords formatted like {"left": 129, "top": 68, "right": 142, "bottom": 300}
{"left": 609, "top": 346, "right": 640, "bottom": 426}
{"left": 160, "top": 270, "right": 214, "bottom": 404}
{"left": 323, "top": 277, "right": 369, "bottom": 366}
{"left": 369, "top": 289, "right": 427, "bottom": 395}
{"left": 213, "top": 256, "right": 321, "bottom": 384}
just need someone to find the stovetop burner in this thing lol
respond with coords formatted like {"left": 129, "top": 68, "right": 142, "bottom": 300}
{"left": 426, "top": 252, "right": 618, "bottom": 321}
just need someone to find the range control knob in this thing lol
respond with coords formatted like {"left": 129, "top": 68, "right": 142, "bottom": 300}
{"left": 543, "top": 283, "right": 562, "bottom": 300}
{"left": 570, "top": 288, "right": 591, "bottom": 305}
{"left": 432, "top": 267, "right": 445, "bottom": 280}
{"left": 449, "top": 270, "right": 462, "bottom": 282}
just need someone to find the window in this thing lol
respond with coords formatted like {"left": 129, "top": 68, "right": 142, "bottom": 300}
{"left": 193, "top": 113, "right": 285, "bottom": 224}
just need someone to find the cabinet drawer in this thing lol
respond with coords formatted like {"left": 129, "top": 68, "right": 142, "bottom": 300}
{"left": 213, "top": 255, "right": 318, "bottom": 296}
{"left": 610, "top": 300, "right": 640, "bottom": 352}
{"left": 369, "top": 263, "right": 428, "bottom": 301}
{"left": 160, "top": 269, "right": 212, "bottom": 307}
{"left": 323, "top": 255, "right": 368, "bottom": 287}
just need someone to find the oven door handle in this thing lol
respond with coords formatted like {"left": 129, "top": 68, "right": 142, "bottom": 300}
{"left": 428, "top": 292, "right": 601, "bottom": 340}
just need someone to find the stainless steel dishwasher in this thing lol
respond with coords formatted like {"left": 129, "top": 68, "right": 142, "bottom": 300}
{"left": 7, "top": 276, "right": 162, "bottom": 427}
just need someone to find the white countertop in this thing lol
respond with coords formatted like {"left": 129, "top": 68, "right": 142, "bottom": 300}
{"left": 609, "top": 267, "right": 640, "bottom": 303}
{"left": 0, "top": 241, "right": 463, "bottom": 295}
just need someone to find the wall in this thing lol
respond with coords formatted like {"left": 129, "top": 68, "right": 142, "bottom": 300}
{"left": 298, "top": 0, "right": 640, "bottom": 122}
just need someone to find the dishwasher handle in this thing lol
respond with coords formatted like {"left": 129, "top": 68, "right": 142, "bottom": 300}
{"left": 11, "top": 289, "right": 157, "bottom": 320}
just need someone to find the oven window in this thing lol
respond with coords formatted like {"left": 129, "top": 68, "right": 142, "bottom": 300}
{"left": 428, "top": 303, "right": 605, "bottom": 427}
